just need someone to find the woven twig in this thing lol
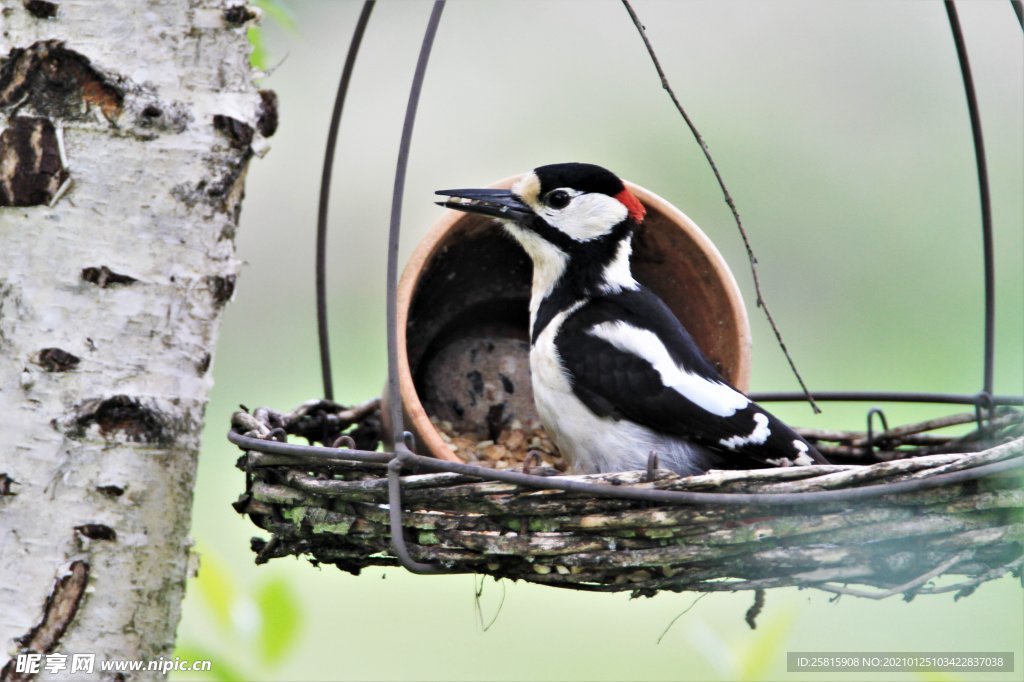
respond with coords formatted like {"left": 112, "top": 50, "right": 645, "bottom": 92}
{"left": 232, "top": 406, "right": 1023, "bottom": 599}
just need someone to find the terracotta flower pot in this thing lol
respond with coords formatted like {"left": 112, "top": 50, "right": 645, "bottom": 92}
{"left": 394, "top": 176, "right": 751, "bottom": 462}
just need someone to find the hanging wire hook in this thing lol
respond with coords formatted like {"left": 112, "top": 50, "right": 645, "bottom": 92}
{"left": 331, "top": 434, "right": 356, "bottom": 450}
{"left": 522, "top": 450, "right": 543, "bottom": 476}
{"left": 974, "top": 392, "right": 995, "bottom": 431}
{"left": 865, "top": 407, "right": 890, "bottom": 458}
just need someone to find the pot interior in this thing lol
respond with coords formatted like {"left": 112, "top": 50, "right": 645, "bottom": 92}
{"left": 406, "top": 204, "right": 748, "bottom": 442}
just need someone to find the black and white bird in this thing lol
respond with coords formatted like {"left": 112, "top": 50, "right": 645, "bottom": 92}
{"left": 436, "top": 162, "right": 826, "bottom": 475}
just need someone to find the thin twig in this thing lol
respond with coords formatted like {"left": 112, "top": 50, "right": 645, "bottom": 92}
{"left": 474, "top": 575, "right": 507, "bottom": 632}
{"left": 798, "top": 409, "right": 1022, "bottom": 461}
{"left": 911, "top": 556, "right": 1024, "bottom": 596}
{"left": 814, "top": 552, "right": 970, "bottom": 600}
{"left": 621, "top": 0, "right": 819, "bottom": 413}
{"left": 657, "top": 592, "right": 710, "bottom": 644}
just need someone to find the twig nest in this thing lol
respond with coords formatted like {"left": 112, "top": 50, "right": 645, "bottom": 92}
{"left": 233, "top": 432, "right": 1024, "bottom": 598}
{"left": 395, "top": 175, "right": 751, "bottom": 463}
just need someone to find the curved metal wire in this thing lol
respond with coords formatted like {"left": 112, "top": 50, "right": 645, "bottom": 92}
{"left": 316, "top": 0, "right": 376, "bottom": 401}
{"left": 382, "top": 0, "right": 448, "bottom": 573}
{"left": 385, "top": 0, "right": 446, "bottom": 449}
{"left": 945, "top": 0, "right": 995, "bottom": 400}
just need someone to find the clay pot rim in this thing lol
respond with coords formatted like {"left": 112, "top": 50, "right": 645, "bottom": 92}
{"left": 396, "top": 174, "right": 751, "bottom": 463}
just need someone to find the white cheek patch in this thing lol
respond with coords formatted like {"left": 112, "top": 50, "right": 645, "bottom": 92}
{"left": 587, "top": 321, "right": 750, "bottom": 417}
{"left": 719, "top": 412, "right": 771, "bottom": 450}
{"left": 545, "top": 193, "right": 628, "bottom": 241}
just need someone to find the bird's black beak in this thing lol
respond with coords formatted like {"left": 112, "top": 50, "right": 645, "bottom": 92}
{"left": 435, "top": 188, "right": 532, "bottom": 221}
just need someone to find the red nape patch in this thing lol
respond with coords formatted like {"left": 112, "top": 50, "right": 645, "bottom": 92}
{"left": 615, "top": 188, "right": 646, "bottom": 223}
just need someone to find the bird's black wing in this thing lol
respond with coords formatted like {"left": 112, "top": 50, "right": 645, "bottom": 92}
{"left": 556, "top": 289, "right": 826, "bottom": 466}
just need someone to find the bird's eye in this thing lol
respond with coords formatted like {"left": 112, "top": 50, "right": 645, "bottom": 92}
{"left": 546, "top": 190, "right": 571, "bottom": 209}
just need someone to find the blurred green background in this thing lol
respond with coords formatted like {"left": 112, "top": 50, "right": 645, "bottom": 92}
{"left": 173, "top": 1, "right": 1023, "bottom": 680}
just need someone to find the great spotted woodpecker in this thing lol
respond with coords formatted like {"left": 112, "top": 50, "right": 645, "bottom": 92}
{"left": 436, "top": 162, "right": 826, "bottom": 475}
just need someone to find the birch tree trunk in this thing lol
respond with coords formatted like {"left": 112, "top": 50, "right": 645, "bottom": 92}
{"left": 0, "top": 1, "right": 272, "bottom": 677}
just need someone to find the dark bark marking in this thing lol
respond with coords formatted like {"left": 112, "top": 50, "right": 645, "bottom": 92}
{"left": 256, "top": 89, "right": 278, "bottom": 137}
{"left": 0, "top": 41, "right": 123, "bottom": 121}
{"left": 74, "top": 524, "right": 116, "bottom": 541}
{"left": 207, "top": 274, "right": 236, "bottom": 305}
{"left": 212, "top": 114, "right": 253, "bottom": 149}
{"left": 70, "top": 395, "right": 170, "bottom": 445}
{"left": 133, "top": 99, "right": 191, "bottom": 135}
{"left": 0, "top": 117, "right": 68, "bottom": 207}
{"left": 0, "top": 561, "right": 89, "bottom": 682}
{"left": 33, "top": 347, "right": 79, "bottom": 372}
{"left": 223, "top": 5, "right": 258, "bottom": 25}
{"left": 0, "top": 473, "right": 15, "bottom": 496}
{"left": 196, "top": 352, "right": 212, "bottom": 376}
{"left": 95, "top": 484, "right": 124, "bottom": 498}
{"left": 172, "top": 152, "right": 251, "bottom": 213}
{"left": 80, "top": 266, "right": 137, "bottom": 288}
{"left": 22, "top": 1, "right": 58, "bottom": 19}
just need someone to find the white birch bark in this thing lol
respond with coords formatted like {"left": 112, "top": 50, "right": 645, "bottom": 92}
{"left": 0, "top": 1, "right": 270, "bottom": 678}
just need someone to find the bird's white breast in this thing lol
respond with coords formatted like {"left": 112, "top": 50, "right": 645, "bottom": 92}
{"left": 529, "top": 306, "right": 716, "bottom": 475}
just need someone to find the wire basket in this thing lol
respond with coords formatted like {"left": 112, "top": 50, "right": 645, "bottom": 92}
{"left": 229, "top": 1, "right": 1023, "bottom": 601}
{"left": 230, "top": 403, "right": 1023, "bottom": 599}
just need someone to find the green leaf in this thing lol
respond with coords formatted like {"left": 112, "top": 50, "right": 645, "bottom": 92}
{"left": 255, "top": 576, "right": 301, "bottom": 665}
{"left": 193, "top": 549, "right": 237, "bottom": 634}
{"left": 737, "top": 609, "right": 796, "bottom": 681}
{"left": 248, "top": 0, "right": 298, "bottom": 69}
{"left": 254, "top": 0, "right": 297, "bottom": 33}
{"left": 247, "top": 26, "right": 267, "bottom": 71}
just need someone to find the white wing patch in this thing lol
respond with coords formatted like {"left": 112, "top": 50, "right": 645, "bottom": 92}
{"left": 719, "top": 412, "right": 771, "bottom": 450}
{"left": 764, "top": 441, "right": 816, "bottom": 467}
{"left": 791, "top": 440, "right": 816, "bottom": 466}
{"left": 587, "top": 321, "right": 749, "bottom": 417}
